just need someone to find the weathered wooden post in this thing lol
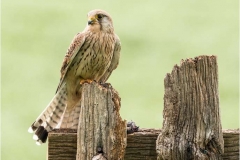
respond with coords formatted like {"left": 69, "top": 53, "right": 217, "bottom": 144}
{"left": 156, "top": 55, "right": 224, "bottom": 159}
{"left": 76, "top": 82, "right": 126, "bottom": 159}
{"left": 47, "top": 82, "right": 126, "bottom": 160}
{"left": 47, "top": 55, "right": 239, "bottom": 159}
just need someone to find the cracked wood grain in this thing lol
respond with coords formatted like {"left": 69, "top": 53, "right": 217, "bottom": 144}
{"left": 76, "top": 82, "right": 126, "bottom": 160}
{"left": 48, "top": 129, "right": 239, "bottom": 160}
{"left": 156, "top": 55, "right": 224, "bottom": 160}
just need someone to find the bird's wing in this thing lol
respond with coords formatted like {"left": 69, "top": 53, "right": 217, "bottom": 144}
{"left": 100, "top": 34, "right": 121, "bottom": 82}
{"left": 56, "top": 32, "right": 86, "bottom": 93}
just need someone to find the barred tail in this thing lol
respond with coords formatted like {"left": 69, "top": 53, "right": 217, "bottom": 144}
{"left": 60, "top": 100, "right": 81, "bottom": 129}
{"left": 28, "top": 84, "right": 67, "bottom": 145}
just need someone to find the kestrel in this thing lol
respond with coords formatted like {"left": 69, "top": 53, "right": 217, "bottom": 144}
{"left": 28, "top": 9, "right": 121, "bottom": 145}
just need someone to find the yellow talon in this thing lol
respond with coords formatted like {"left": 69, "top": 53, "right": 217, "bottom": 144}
{"left": 80, "top": 79, "right": 93, "bottom": 85}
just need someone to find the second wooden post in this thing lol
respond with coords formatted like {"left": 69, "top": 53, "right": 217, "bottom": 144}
{"left": 156, "top": 55, "right": 224, "bottom": 159}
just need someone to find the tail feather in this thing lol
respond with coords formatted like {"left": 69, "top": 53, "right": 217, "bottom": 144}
{"left": 35, "top": 126, "right": 48, "bottom": 143}
{"left": 60, "top": 99, "right": 81, "bottom": 129}
{"left": 28, "top": 84, "right": 67, "bottom": 144}
{"left": 73, "top": 105, "right": 81, "bottom": 128}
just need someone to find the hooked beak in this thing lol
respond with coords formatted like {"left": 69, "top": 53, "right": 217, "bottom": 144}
{"left": 88, "top": 16, "right": 97, "bottom": 25}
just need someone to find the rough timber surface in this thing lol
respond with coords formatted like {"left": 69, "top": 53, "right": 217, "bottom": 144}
{"left": 76, "top": 82, "right": 126, "bottom": 160}
{"left": 48, "top": 129, "right": 239, "bottom": 160}
{"left": 124, "top": 128, "right": 161, "bottom": 160}
{"left": 157, "top": 56, "right": 224, "bottom": 159}
{"left": 222, "top": 129, "right": 240, "bottom": 160}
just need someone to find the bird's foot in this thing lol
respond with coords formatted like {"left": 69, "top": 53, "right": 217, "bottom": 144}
{"left": 80, "top": 79, "right": 93, "bottom": 85}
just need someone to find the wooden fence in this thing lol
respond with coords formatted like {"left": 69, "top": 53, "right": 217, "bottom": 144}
{"left": 47, "top": 55, "right": 239, "bottom": 160}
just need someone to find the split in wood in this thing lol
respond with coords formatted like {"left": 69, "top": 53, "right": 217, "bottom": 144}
{"left": 48, "top": 129, "right": 240, "bottom": 160}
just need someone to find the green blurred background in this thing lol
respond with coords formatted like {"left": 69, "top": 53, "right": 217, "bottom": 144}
{"left": 2, "top": 0, "right": 239, "bottom": 159}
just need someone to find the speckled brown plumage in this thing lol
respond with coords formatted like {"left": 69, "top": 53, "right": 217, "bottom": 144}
{"left": 28, "top": 9, "right": 121, "bottom": 144}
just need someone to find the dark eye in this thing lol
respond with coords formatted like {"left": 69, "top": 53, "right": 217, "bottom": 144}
{"left": 97, "top": 14, "right": 103, "bottom": 19}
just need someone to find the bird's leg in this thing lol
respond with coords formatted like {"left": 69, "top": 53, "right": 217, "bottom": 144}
{"left": 80, "top": 79, "right": 93, "bottom": 85}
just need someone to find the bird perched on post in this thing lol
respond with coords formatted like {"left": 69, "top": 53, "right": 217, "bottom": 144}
{"left": 28, "top": 9, "right": 121, "bottom": 145}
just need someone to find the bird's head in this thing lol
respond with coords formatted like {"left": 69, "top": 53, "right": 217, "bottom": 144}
{"left": 86, "top": 9, "right": 114, "bottom": 33}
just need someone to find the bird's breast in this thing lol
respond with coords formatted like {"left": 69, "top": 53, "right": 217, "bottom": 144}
{"left": 70, "top": 32, "right": 115, "bottom": 82}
